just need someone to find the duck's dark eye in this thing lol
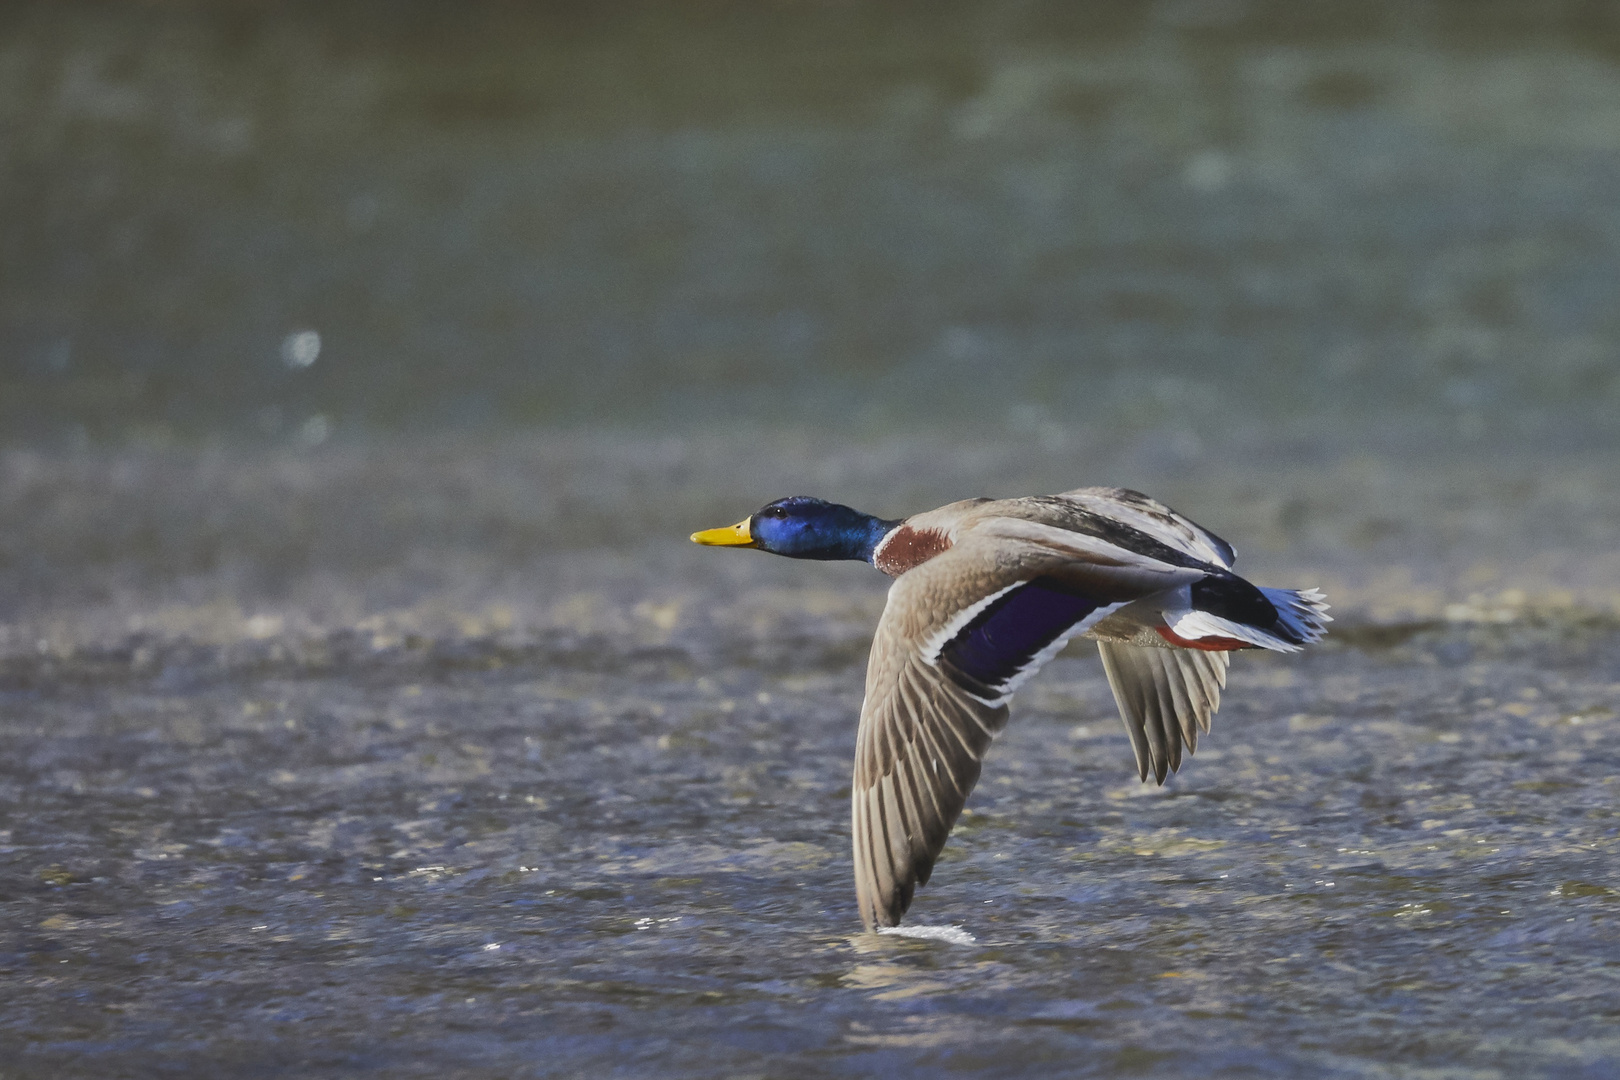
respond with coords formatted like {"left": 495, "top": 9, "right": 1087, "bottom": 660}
{"left": 765, "top": 506, "right": 786, "bottom": 518}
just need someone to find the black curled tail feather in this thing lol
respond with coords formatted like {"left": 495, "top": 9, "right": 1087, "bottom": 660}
{"left": 1189, "top": 573, "right": 1331, "bottom": 648}
{"left": 1190, "top": 573, "right": 1290, "bottom": 641}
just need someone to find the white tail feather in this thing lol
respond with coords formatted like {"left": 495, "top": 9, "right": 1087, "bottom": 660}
{"left": 1260, "top": 586, "right": 1332, "bottom": 646}
{"left": 1167, "top": 587, "right": 1331, "bottom": 653}
{"left": 1169, "top": 610, "right": 1302, "bottom": 652}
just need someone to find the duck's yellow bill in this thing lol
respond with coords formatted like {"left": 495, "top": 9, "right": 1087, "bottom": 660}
{"left": 690, "top": 518, "right": 756, "bottom": 547}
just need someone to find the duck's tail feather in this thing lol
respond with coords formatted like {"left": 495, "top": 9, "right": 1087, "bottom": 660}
{"left": 1259, "top": 587, "right": 1332, "bottom": 647}
{"left": 1164, "top": 586, "right": 1330, "bottom": 653}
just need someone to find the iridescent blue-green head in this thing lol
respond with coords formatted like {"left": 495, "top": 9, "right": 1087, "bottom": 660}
{"left": 691, "top": 496, "right": 898, "bottom": 563}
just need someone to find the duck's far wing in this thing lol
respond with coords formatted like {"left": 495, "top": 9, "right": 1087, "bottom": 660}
{"left": 1096, "top": 641, "right": 1229, "bottom": 784}
{"left": 851, "top": 544, "right": 1141, "bottom": 929}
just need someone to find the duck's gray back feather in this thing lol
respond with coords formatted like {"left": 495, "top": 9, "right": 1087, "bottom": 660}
{"left": 1055, "top": 486, "right": 1237, "bottom": 569}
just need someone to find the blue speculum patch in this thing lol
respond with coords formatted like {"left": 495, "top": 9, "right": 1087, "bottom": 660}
{"left": 941, "top": 578, "right": 1100, "bottom": 690}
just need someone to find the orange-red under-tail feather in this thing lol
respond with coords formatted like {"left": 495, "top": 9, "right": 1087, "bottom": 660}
{"left": 1155, "top": 625, "right": 1252, "bottom": 651}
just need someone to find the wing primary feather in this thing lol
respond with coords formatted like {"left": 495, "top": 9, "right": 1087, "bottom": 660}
{"left": 897, "top": 747, "right": 943, "bottom": 885}
{"left": 856, "top": 788, "right": 879, "bottom": 926}
{"left": 1101, "top": 644, "right": 1156, "bottom": 782}
{"left": 1132, "top": 653, "right": 1170, "bottom": 783}
{"left": 878, "top": 782, "right": 909, "bottom": 923}
{"left": 1160, "top": 650, "right": 1200, "bottom": 751}
{"left": 1099, "top": 642, "right": 1153, "bottom": 781}
{"left": 1099, "top": 642, "right": 1234, "bottom": 786}
{"left": 1184, "top": 651, "right": 1210, "bottom": 733}
{"left": 880, "top": 777, "right": 912, "bottom": 906}
{"left": 1193, "top": 651, "right": 1229, "bottom": 730}
{"left": 1154, "top": 650, "right": 1196, "bottom": 754}
{"left": 867, "top": 785, "right": 895, "bottom": 900}
{"left": 863, "top": 786, "right": 900, "bottom": 925}
{"left": 893, "top": 753, "right": 929, "bottom": 854}
{"left": 851, "top": 787, "right": 878, "bottom": 929}
{"left": 856, "top": 712, "right": 880, "bottom": 780}
{"left": 1147, "top": 651, "right": 1183, "bottom": 776}
{"left": 907, "top": 741, "right": 952, "bottom": 848}
{"left": 911, "top": 713, "right": 964, "bottom": 802}
{"left": 1185, "top": 653, "right": 1215, "bottom": 726}
{"left": 881, "top": 774, "right": 913, "bottom": 874}
{"left": 878, "top": 708, "right": 907, "bottom": 785}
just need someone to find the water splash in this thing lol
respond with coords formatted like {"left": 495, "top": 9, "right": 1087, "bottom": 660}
{"left": 877, "top": 925, "right": 976, "bottom": 946}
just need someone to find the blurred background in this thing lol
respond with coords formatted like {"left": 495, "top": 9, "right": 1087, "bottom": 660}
{"left": 8, "top": 0, "right": 1620, "bottom": 440}
{"left": 5, "top": 0, "right": 1620, "bottom": 638}
{"left": 6, "top": 4, "right": 1620, "bottom": 1075}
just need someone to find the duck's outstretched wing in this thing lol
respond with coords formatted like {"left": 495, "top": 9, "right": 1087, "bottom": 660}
{"left": 850, "top": 531, "right": 1201, "bottom": 929}
{"left": 851, "top": 629, "right": 1009, "bottom": 930}
{"left": 1096, "top": 642, "right": 1229, "bottom": 784}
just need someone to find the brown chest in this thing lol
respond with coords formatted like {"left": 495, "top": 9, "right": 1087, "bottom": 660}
{"left": 872, "top": 524, "right": 952, "bottom": 576}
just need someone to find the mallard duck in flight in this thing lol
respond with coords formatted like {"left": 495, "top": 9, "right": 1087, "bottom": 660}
{"left": 692, "top": 488, "right": 1329, "bottom": 930}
